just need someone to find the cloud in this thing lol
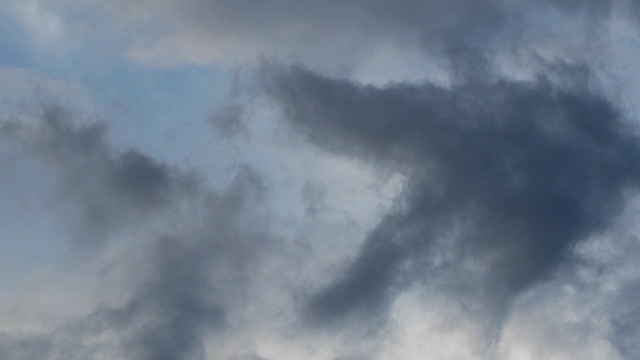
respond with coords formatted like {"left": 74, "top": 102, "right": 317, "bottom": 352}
{"left": 610, "top": 282, "right": 640, "bottom": 359}
{"left": 263, "top": 63, "right": 640, "bottom": 337}
{"left": 108, "top": 0, "right": 640, "bottom": 78}
{"left": 0, "top": 68, "right": 93, "bottom": 114}
{"left": 0, "top": 104, "right": 201, "bottom": 245}
{"left": 11, "top": 0, "right": 64, "bottom": 47}
{"left": 301, "top": 180, "right": 328, "bottom": 217}
{"left": 5, "top": 1, "right": 640, "bottom": 359}
{"left": 209, "top": 102, "right": 248, "bottom": 139}
{"left": 0, "top": 104, "right": 280, "bottom": 360}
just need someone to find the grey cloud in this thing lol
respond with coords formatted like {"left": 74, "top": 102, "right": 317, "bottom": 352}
{"left": 108, "top": 150, "right": 174, "bottom": 208}
{"left": 227, "top": 353, "right": 269, "bottom": 360}
{"left": 302, "top": 180, "right": 328, "bottom": 217}
{"left": 0, "top": 104, "right": 197, "bottom": 244}
{"left": 611, "top": 282, "right": 640, "bottom": 359}
{"left": 0, "top": 167, "right": 272, "bottom": 360}
{"left": 6, "top": 2, "right": 640, "bottom": 358}
{"left": 200, "top": 0, "right": 506, "bottom": 51}
{"left": 0, "top": 314, "right": 122, "bottom": 360}
{"left": 209, "top": 103, "right": 249, "bottom": 139}
{"left": 0, "top": 336, "right": 53, "bottom": 360}
{"left": 107, "top": 238, "right": 225, "bottom": 360}
{"left": 612, "top": 310, "right": 640, "bottom": 359}
{"left": 0, "top": 105, "right": 277, "bottom": 360}
{"left": 113, "top": 0, "right": 640, "bottom": 72}
{"left": 264, "top": 64, "right": 640, "bottom": 332}
{"left": 91, "top": 166, "right": 273, "bottom": 360}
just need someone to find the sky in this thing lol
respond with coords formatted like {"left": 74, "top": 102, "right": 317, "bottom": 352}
{"left": 2, "top": 0, "right": 640, "bottom": 359}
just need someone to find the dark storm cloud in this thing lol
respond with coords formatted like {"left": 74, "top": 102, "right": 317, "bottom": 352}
{"left": 264, "top": 64, "right": 640, "bottom": 327}
{"left": 0, "top": 105, "right": 275, "bottom": 360}
{"left": 0, "top": 104, "right": 196, "bottom": 244}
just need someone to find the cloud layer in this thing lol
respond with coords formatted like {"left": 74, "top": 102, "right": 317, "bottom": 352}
{"left": 266, "top": 62, "right": 640, "bottom": 330}
{"left": 3, "top": 0, "right": 640, "bottom": 359}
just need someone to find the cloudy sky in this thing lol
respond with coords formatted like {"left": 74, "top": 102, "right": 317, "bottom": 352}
{"left": 2, "top": 0, "right": 640, "bottom": 359}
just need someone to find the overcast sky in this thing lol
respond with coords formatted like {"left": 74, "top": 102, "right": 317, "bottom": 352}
{"left": 2, "top": 1, "right": 640, "bottom": 359}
